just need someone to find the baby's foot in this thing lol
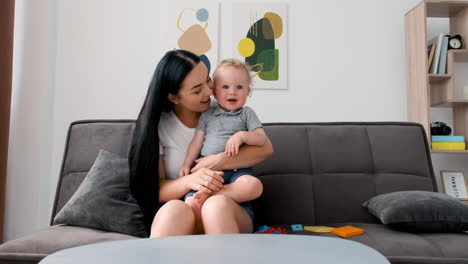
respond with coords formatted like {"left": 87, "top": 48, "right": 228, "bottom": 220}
{"left": 193, "top": 191, "right": 210, "bottom": 208}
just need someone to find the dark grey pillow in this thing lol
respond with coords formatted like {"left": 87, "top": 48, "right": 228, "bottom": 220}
{"left": 362, "top": 191, "right": 468, "bottom": 233}
{"left": 53, "top": 150, "right": 147, "bottom": 237}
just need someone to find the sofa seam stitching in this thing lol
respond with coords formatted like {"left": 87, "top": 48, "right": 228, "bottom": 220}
{"left": 305, "top": 126, "right": 317, "bottom": 225}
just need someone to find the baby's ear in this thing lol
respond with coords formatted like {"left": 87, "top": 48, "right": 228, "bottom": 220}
{"left": 167, "top": 93, "right": 179, "bottom": 104}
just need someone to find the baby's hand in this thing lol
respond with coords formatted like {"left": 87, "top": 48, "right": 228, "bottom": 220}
{"left": 225, "top": 132, "right": 244, "bottom": 156}
{"left": 179, "top": 166, "right": 191, "bottom": 177}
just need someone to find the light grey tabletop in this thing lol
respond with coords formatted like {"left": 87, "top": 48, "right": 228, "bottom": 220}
{"left": 40, "top": 234, "right": 390, "bottom": 264}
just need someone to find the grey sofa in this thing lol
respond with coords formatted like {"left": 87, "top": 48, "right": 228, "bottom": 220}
{"left": 0, "top": 120, "right": 467, "bottom": 264}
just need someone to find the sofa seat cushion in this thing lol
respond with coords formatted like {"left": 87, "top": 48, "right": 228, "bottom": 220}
{"left": 0, "top": 225, "right": 136, "bottom": 263}
{"left": 291, "top": 223, "right": 468, "bottom": 264}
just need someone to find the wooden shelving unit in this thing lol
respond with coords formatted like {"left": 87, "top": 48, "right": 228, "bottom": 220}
{"left": 405, "top": 0, "right": 468, "bottom": 154}
{"left": 428, "top": 73, "right": 452, "bottom": 79}
{"left": 431, "top": 149, "right": 468, "bottom": 153}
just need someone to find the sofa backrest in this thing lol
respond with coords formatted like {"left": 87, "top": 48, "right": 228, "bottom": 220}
{"left": 51, "top": 121, "right": 436, "bottom": 227}
{"left": 50, "top": 120, "right": 136, "bottom": 224}
{"left": 253, "top": 122, "right": 436, "bottom": 226}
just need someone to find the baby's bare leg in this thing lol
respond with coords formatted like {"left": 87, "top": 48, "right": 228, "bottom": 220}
{"left": 193, "top": 191, "right": 211, "bottom": 208}
{"left": 185, "top": 196, "right": 204, "bottom": 234}
{"left": 215, "top": 175, "right": 263, "bottom": 203}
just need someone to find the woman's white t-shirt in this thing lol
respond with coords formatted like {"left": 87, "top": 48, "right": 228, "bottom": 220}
{"left": 158, "top": 111, "right": 195, "bottom": 180}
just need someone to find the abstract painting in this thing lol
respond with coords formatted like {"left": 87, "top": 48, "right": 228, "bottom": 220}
{"left": 160, "top": 2, "right": 219, "bottom": 74}
{"left": 232, "top": 3, "right": 287, "bottom": 89}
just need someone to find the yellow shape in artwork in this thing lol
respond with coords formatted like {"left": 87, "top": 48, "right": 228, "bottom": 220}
{"left": 178, "top": 24, "right": 211, "bottom": 55}
{"left": 263, "top": 12, "right": 283, "bottom": 39}
{"left": 237, "top": 37, "right": 255, "bottom": 57}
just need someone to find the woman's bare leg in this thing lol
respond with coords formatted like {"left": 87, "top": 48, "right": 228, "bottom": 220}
{"left": 150, "top": 200, "right": 195, "bottom": 237}
{"left": 201, "top": 195, "right": 253, "bottom": 234}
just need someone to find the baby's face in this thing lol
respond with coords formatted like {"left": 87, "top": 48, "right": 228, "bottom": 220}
{"left": 214, "top": 66, "right": 250, "bottom": 112}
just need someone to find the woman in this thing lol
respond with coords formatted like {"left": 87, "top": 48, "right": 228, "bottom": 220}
{"left": 129, "top": 50, "right": 273, "bottom": 237}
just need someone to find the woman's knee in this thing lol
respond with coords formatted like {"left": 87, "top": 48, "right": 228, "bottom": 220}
{"left": 159, "top": 200, "right": 194, "bottom": 217}
{"left": 150, "top": 200, "right": 195, "bottom": 237}
{"left": 200, "top": 195, "right": 252, "bottom": 234}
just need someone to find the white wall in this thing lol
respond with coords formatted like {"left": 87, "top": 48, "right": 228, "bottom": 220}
{"left": 7, "top": 0, "right": 427, "bottom": 241}
{"left": 6, "top": 0, "right": 57, "bottom": 240}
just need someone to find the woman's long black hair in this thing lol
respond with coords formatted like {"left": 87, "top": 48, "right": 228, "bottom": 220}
{"left": 129, "top": 50, "right": 201, "bottom": 234}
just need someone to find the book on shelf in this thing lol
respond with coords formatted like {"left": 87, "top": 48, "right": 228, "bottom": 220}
{"left": 427, "top": 43, "right": 436, "bottom": 72}
{"left": 432, "top": 135, "right": 465, "bottom": 142}
{"left": 432, "top": 142, "right": 466, "bottom": 150}
{"left": 428, "top": 33, "right": 445, "bottom": 74}
{"left": 437, "top": 34, "right": 449, "bottom": 74}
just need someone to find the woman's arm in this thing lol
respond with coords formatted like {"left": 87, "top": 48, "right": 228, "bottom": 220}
{"left": 158, "top": 155, "right": 225, "bottom": 203}
{"left": 191, "top": 135, "right": 274, "bottom": 172}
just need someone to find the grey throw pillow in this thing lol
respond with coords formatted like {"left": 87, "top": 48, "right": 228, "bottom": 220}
{"left": 53, "top": 150, "right": 147, "bottom": 237}
{"left": 362, "top": 191, "right": 468, "bottom": 233}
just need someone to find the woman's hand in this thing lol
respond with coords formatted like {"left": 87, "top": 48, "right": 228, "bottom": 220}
{"left": 183, "top": 167, "right": 224, "bottom": 194}
{"left": 191, "top": 153, "right": 224, "bottom": 172}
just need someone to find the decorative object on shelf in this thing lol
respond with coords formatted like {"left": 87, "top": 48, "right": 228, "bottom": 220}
{"left": 429, "top": 122, "right": 465, "bottom": 150}
{"left": 441, "top": 171, "right": 468, "bottom": 200}
{"left": 432, "top": 135, "right": 465, "bottom": 142}
{"left": 430, "top": 121, "right": 452, "bottom": 136}
{"left": 432, "top": 141, "right": 466, "bottom": 150}
{"left": 448, "top": 34, "right": 463, "bottom": 50}
{"left": 427, "top": 43, "right": 436, "bottom": 72}
{"left": 431, "top": 135, "right": 466, "bottom": 150}
{"left": 428, "top": 33, "right": 446, "bottom": 74}
{"left": 438, "top": 34, "right": 450, "bottom": 74}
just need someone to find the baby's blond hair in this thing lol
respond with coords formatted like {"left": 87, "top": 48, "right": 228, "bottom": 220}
{"left": 213, "top": 59, "right": 252, "bottom": 87}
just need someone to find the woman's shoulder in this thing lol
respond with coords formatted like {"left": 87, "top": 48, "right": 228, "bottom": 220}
{"left": 158, "top": 111, "right": 176, "bottom": 131}
{"left": 160, "top": 110, "right": 179, "bottom": 123}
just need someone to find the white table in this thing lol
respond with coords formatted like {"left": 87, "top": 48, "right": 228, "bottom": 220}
{"left": 39, "top": 234, "right": 390, "bottom": 264}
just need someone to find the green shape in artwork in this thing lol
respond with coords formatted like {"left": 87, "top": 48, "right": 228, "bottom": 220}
{"left": 257, "top": 49, "right": 276, "bottom": 72}
{"left": 259, "top": 49, "right": 279, "bottom": 81}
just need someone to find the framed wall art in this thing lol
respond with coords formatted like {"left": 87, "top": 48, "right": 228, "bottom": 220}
{"left": 160, "top": 1, "right": 219, "bottom": 74}
{"left": 441, "top": 170, "right": 468, "bottom": 200}
{"left": 232, "top": 3, "right": 287, "bottom": 89}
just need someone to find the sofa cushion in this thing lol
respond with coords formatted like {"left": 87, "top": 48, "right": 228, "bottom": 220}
{"left": 291, "top": 223, "right": 468, "bottom": 264}
{"left": 53, "top": 150, "right": 146, "bottom": 237}
{"left": 253, "top": 174, "right": 317, "bottom": 226}
{"left": 51, "top": 121, "right": 135, "bottom": 220}
{"left": 362, "top": 191, "right": 468, "bottom": 233}
{"left": 0, "top": 225, "right": 136, "bottom": 263}
{"left": 254, "top": 123, "right": 436, "bottom": 225}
